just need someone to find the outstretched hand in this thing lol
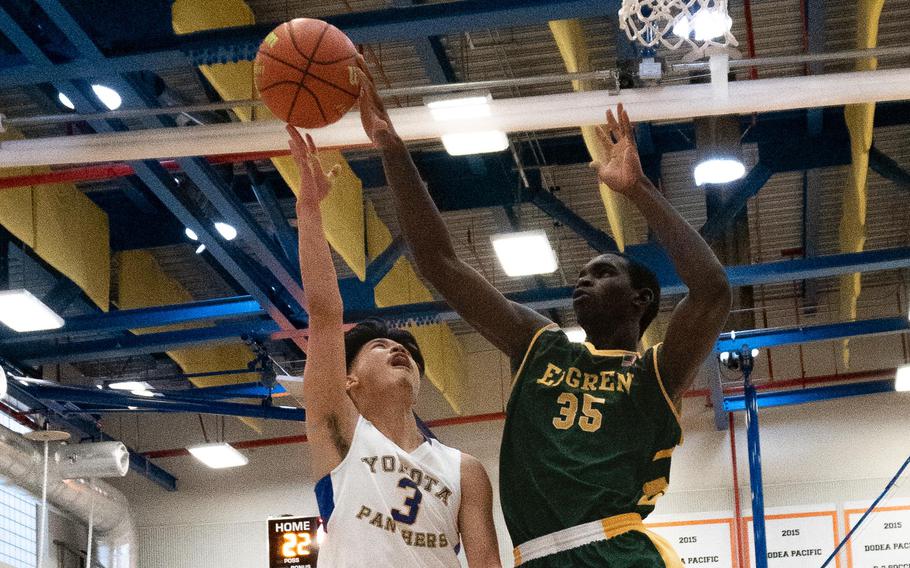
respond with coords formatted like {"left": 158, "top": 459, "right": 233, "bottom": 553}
{"left": 589, "top": 103, "right": 646, "bottom": 196}
{"left": 353, "top": 56, "right": 397, "bottom": 149}
{"left": 287, "top": 125, "right": 338, "bottom": 211}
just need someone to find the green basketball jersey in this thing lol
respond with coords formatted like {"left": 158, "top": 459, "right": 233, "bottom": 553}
{"left": 500, "top": 326, "right": 683, "bottom": 547}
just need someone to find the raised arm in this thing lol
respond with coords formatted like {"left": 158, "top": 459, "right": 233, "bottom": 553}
{"left": 288, "top": 126, "right": 359, "bottom": 479}
{"left": 591, "top": 105, "right": 732, "bottom": 403}
{"left": 458, "top": 454, "right": 502, "bottom": 567}
{"left": 356, "top": 67, "right": 551, "bottom": 361}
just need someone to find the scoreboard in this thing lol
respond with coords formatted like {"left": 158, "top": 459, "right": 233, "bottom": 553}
{"left": 268, "top": 516, "right": 322, "bottom": 568}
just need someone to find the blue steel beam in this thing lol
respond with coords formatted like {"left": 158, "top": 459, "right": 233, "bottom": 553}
{"left": 528, "top": 189, "right": 618, "bottom": 253}
{"left": 869, "top": 145, "right": 910, "bottom": 189}
{"left": 366, "top": 236, "right": 406, "bottom": 287}
{"left": 723, "top": 378, "right": 897, "bottom": 412}
{"left": 163, "top": 382, "right": 288, "bottom": 401}
{"left": 0, "top": 0, "right": 620, "bottom": 86}
{"left": 715, "top": 316, "right": 910, "bottom": 353}
{"left": 23, "top": 383, "right": 306, "bottom": 421}
{"left": 5, "top": 381, "right": 178, "bottom": 491}
{"left": 5, "top": 246, "right": 910, "bottom": 361}
{"left": 245, "top": 163, "right": 300, "bottom": 267}
{"left": 699, "top": 163, "right": 774, "bottom": 243}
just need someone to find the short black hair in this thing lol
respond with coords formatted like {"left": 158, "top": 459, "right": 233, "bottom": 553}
{"left": 344, "top": 319, "right": 426, "bottom": 375}
{"left": 609, "top": 252, "right": 661, "bottom": 338}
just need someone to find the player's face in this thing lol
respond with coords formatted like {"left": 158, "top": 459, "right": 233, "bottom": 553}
{"left": 349, "top": 338, "right": 421, "bottom": 403}
{"left": 572, "top": 254, "right": 638, "bottom": 330}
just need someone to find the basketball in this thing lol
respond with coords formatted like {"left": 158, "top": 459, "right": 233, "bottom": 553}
{"left": 254, "top": 18, "right": 360, "bottom": 128}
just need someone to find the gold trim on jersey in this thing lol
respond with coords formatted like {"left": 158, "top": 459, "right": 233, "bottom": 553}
{"left": 583, "top": 342, "right": 641, "bottom": 357}
{"left": 641, "top": 528, "right": 685, "bottom": 568}
{"left": 511, "top": 324, "right": 559, "bottom": 389}
{"left": 652, "top": 447, "right": 675, "bottom": 461}
{"left": 651, "top": 343, "right": 683, "bottom": 440}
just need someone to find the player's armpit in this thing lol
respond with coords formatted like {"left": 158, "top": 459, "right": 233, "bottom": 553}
{"left": 458, "top": 454, "right": 502, "bottom": 567}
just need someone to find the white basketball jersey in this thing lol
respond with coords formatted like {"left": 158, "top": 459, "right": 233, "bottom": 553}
{"left": 315, "top": 416, "right": 463, "bottom": 567}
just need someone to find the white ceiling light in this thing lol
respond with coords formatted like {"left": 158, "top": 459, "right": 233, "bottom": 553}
{"left": 108, "top": 381, "right": 151, "bottom": 391}
{"left": 896, "top": 365, "right": 910, "bottom": 393}
{"left": 694, "top": 158, "right": 746, "bottom": 186}
{"left": 564, "top": 327, "right": 587, "bottom": 343}
{"left": 0, "top": 366, "right": 6, "bottom": 398}
{"left": 188, "top": 443, "right": 248, "bottom": 469}
{"left": 57, "top": 92, "right": 75, "bottom": 110}
{"left": 185, "top": 228, "right": 199, "bottom": 241}
{"left": 490, "top": 230, "right": 558, "bottom": 277}
{"left": 131, "top": 389, "right": 155, "bottom": 398}
{"left": 694, "top": 115, "right": 745, "bottom": 186}
{"left": 440, "top": 131, "right": 510, "bottom": 156}
{"left": 426, "top": 91, "right": 509, "bottom": 156}
{"left": 0, "top": 290, "right": 65, "bottom": 332}
{"left": 91, "top": 84, "right": 122, "bottom": 110}
{"left": 751, "top": 348, "right": 760, "bottom": 358}
{"left": 195, "top": 244, "right": 207, "bottom": 255}
{"left": 214, "top": 222, "right": 238, "bottom": 241}
{"left": 691, "top": 8, "right": 733, "bottom": 41}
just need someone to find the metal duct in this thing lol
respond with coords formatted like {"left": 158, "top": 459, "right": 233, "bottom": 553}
{"left": 0, "top": 425, "right": 135, "bottom": 568}
{"left": 0, "top": 67, "right": 909, "bottom": 168}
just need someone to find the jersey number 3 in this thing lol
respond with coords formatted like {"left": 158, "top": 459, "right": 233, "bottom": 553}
{"left": 553, "top": 392, "right": 605, "bottom": 432}
{"left": 391, "top": 478, "right": 423, "bottom": 525}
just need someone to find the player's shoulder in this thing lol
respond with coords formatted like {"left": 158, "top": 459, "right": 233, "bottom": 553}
{"left": 458, "top": 452, "right": 491, "bottom": 483}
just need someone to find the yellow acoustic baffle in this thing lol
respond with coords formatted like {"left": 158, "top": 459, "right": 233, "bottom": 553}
{"left": 839, "top": 0, "right": 885, "bottom": 367}
{"left": 117, "top": 250, "right": 258, "bottom": 388}
{"left": 0, "top": 128, "right": 110, "bottom": 311}
{"left": 172, "top": 0, "right": 365, "bottom": 280}
{"left": 549, "top": 20, "right": 659, "bottom": 349}
{"left": 366, "top": 202, "right": 466, "bottom": 413}
{"left": 549, "top": 20, "right": 639, "bottom": 253}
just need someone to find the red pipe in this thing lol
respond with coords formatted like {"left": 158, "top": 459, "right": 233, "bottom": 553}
{"left": 140, "top": 368, "right": 899, "bottom": 459}
{"left": 743, "top": 0, "right": 759, "bottom": 80}
{"left": 729, "top": 412, "right": 746, "bottom": 568}
{"left": 0, "top": 149, "right": 294, "bottom": 190}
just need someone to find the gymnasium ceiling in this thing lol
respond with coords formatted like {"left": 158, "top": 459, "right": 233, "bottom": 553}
{"left": 0, "top": 0, "right": 908, "bottom": 490}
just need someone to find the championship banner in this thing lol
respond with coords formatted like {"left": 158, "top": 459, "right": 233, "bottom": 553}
{"left": 647, "top": 512, "right": 737, "bottom": 567}
{"left": 745, "top": 506, "right": 840, "bottom": 568}
{"left": 844, "top": 499, "right": 910, "bottom": 568}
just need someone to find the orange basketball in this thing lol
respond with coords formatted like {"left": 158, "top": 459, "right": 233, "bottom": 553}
{"left": 254, "top": 18, "right": 360, "bottom": 128}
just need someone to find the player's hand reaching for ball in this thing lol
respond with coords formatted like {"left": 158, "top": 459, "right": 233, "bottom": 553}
{"left": 590, "top": 103, "right": 647, "bottom": 196}
{"left": 354, "top": 58, "right": 398, "bottom": 149}
{"left": 287, "top": 125, "right": 338, "bottom": 212}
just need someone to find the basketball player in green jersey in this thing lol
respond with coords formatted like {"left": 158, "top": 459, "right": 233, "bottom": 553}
{"left": 356, "top": 67, "right": 731, "bottom": 567}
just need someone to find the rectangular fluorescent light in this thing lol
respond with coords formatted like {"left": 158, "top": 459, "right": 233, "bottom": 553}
{"left": 897, "top": 365, "right": 910, "bottom": 392}
{"left": 441, "top": 131, "right": 509, "bottom": 156}
{"left": 0, "top": 289, "right": 64, "bottom": 332}
{"left": 426, "top": 92, "right": 492, "bottom": 122}
{"left": 564, "top": 327, "right": 587, "bottom": 343}
{"left": 490, "top": 230, "right": 558, "bottom": 277}
{"left": 108, "top": 381, "right": 151, "bottom": 391}
{"left": 188, "top": 443, "right": 248, "bottom": 469}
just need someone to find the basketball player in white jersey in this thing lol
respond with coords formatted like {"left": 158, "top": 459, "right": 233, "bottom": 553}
{"left": 286, "top": 125, "right": 502, "bottom": 567}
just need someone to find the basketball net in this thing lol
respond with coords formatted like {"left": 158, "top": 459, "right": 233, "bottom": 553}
{"left": 618, "top": 0, "right": 740, "bottom": 61}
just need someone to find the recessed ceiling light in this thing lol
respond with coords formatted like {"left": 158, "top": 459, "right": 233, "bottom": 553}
{"left": 91, "top": 84, "right": 122, "bottom": 110}
{"left": 108, "top": 381, "right": 150, "bottom": 391}
{"left": 694, "top": 158, "right": 745, "bottom": 186}
{"left": 490, "top": 230, "right": 558, "bottom": 277}
{"left": 185, "top": 228, "right": 199, "bottom": 241}
{"left": 58, "top": 92, "right": 75, "bottom": 110}
{"left": 896, "top": 365, "right": 910, "bottom": 393}
{"left": 195, "top": 244, "right": 206, "bottom": 255}
{"left": 188, "top": 443, "right": 248, "bottom": 469}
{"left": 214, "top": 222, "right": 237, "bottom": 241}
{"left": 0, "top": 290, "right": 65, "bottom": 332}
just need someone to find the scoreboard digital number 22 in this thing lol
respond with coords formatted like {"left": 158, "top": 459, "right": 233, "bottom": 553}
{"left": 268, "top": 516, "right": 321, "bottom": 567}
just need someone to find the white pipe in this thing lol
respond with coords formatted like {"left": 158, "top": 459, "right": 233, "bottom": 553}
{"left": 0, "top": 68, "right": 908, "bottom": 167}
{"left": 0, "top": 426, "right": 135, "bottom": 568}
